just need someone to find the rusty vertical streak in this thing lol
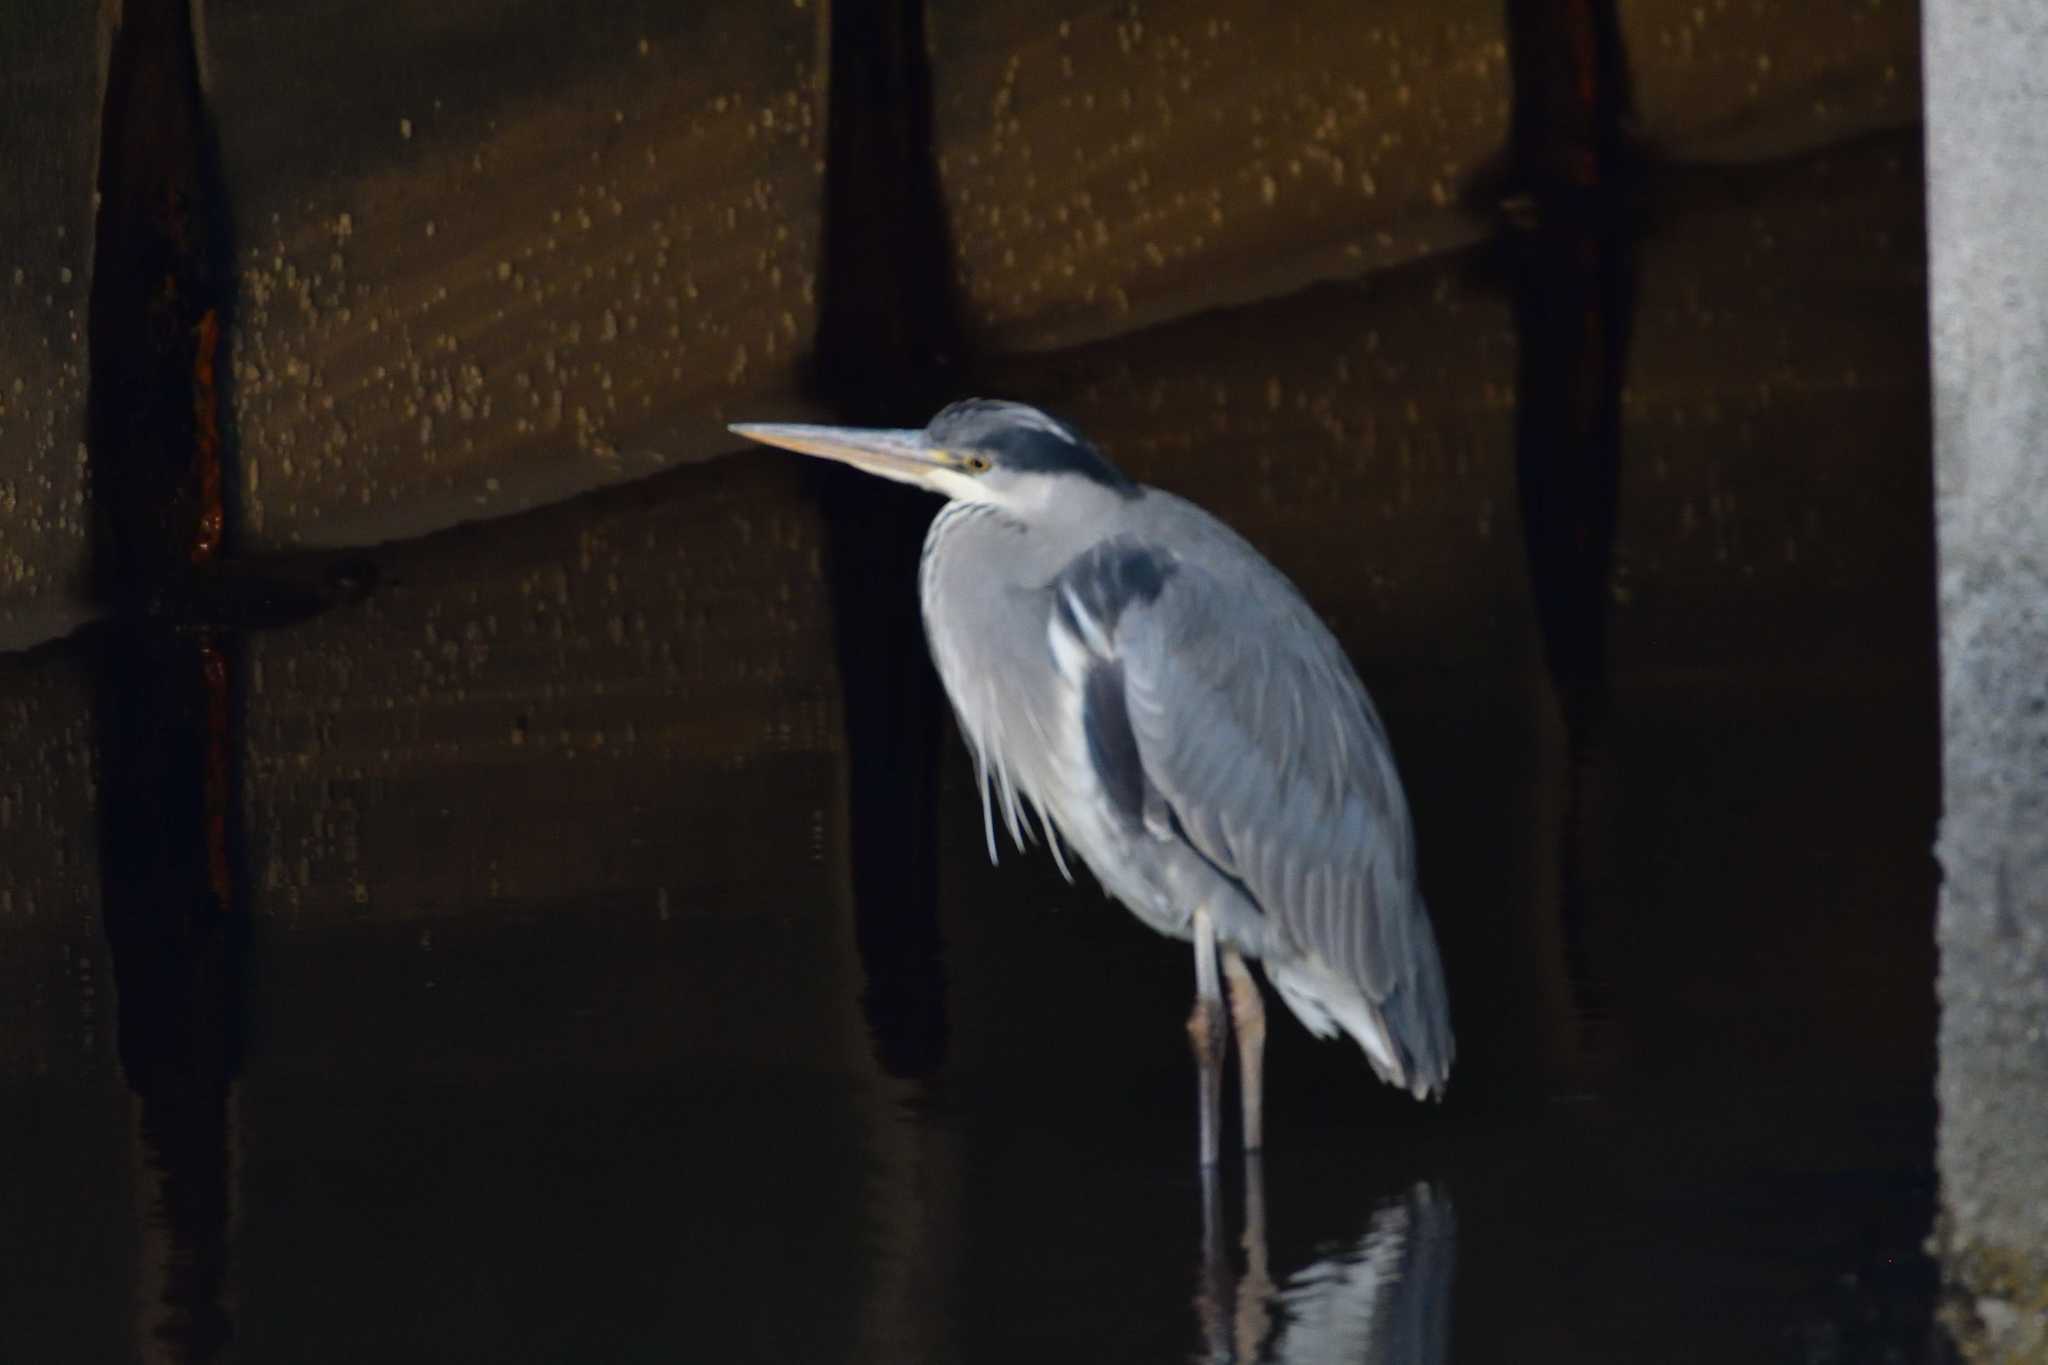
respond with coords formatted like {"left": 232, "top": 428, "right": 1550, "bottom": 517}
{"left": 89, "top": 0, "right": 245, "bottom": 1358}
{"left": 191, "top": 308, "right": 225, "bottom": 566}
{"left": 90, "top": 0, "right": 232, "bottom": 600}
{"left": 808, "top": 0, "right": 970, "bottom": 1079}
{"left": 1501, "top": 0, "right": 1636, "bottom": 1033}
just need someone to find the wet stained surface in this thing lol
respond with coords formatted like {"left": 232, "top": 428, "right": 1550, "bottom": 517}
{"left": 1, "top": 2, "right": 1941, "bottom": 1362}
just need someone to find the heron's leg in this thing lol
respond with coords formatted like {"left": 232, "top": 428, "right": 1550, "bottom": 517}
{"left": 1221, "top": 949, "right": 1266, "bottom": 1153}
{"left": 1186, "top": 909, "right": 1226, "bottom": 1167}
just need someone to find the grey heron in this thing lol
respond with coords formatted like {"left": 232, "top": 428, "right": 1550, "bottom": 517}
{"left": 731, "top": 400, "right": 1453, "bottom": 1164}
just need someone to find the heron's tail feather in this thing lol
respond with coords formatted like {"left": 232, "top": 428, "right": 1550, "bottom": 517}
{"left": 1267, "top": 951, "right": 1454, "bottom": 1101}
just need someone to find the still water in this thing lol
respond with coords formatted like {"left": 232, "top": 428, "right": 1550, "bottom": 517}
{"left": 0, "top": 393, "right": 1937, "bottom": 1360}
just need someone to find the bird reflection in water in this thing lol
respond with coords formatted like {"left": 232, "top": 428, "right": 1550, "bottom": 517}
{"left": 1195, "top": 1169, "right": 1454, "bottom": 1365}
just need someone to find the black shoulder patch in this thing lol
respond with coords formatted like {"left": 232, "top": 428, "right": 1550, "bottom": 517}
{"left": 1056, "top": 539, "right": 1176, "bottom": 830}
{"left": 1059, "top": 538, "right": 1176, "bottom": 638}
{"left": 1082, "top": 661, "right": 1147, "bottom": 825}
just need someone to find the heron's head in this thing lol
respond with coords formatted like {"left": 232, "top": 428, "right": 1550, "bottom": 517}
{"left": 729, "top": 399, "right": 1137, "bottom": 511}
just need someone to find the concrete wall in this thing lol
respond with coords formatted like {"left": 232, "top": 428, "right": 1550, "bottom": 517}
{"left": 202, "top": 1, "right": 825, "bottom": 552}
{"left": 1926, "top": 1, "right": 2048, "bottom": 1359}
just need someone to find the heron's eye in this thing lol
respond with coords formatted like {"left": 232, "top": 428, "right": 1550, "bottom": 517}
{"left": 962, "top": 453, "right": 993, "bottom": 474}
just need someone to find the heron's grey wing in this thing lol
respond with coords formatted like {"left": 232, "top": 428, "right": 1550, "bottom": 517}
{"left": 1051, "top": 533, "right": 1452, "bottom": 1092}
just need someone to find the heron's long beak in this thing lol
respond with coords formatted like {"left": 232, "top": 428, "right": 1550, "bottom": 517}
{"left": 728, "top": 421, "right": 955, "bottom": 490}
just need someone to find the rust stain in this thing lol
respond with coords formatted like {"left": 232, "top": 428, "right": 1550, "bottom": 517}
{"left": 191, "top": 306, "right": 224, "bottom": 565}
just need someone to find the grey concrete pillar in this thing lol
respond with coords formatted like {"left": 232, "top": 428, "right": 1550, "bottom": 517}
{"left": 1926, "top": 2, "right": 2048, "bottom": 1359}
